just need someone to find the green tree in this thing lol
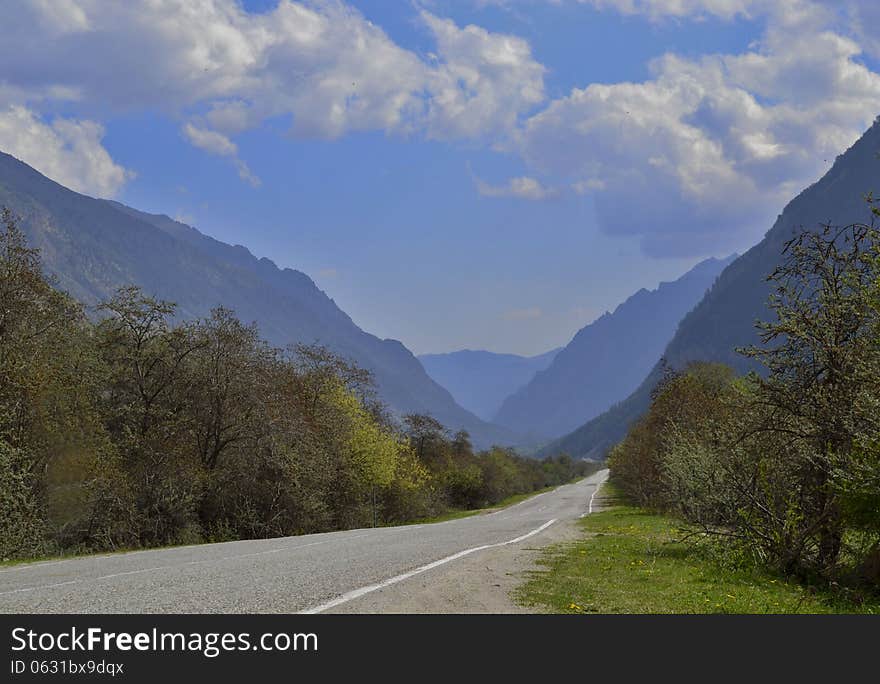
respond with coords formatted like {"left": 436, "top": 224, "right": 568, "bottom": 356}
{"left": 741, "top": 220, "right": 880, "bottom": 572}
{"left": 96, "top": 287, "right": 204, "bottom": 545}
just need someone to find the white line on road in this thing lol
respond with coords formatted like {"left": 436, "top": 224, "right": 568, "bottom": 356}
{"left": 299, "top": 518, "right": 558, "bottom": 614}
{"left": 580, "top": 482, "right": 603, "bottom": 518}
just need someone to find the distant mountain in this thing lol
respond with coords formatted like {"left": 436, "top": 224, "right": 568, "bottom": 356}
{"left": 544, "top": 116, "right": 880, "bottom": 459}
{"left": 418, "top": 348, "right": 560, "bottom": 422}
{"left": 494, "top": 255, "right": 735, "bottom": 441}
{"left": 0, "top": 150, "right": 515, "bottom": 449}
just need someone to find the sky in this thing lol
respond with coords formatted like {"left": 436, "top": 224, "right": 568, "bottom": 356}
{"left": 1, "top": 1, "right": 879, "bottom": 356}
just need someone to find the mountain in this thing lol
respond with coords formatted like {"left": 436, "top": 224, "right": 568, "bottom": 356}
{"left": 493, "top": 255, "right": 735, "bottom": 442}
{"left": 0, "top": 150, "right": 515, "bottom": 449}
{"left": 543, "top": 116, "right": 880, "bottom": 459}
{"left": 418, "top": 348, "right": 560, "bottom": 422}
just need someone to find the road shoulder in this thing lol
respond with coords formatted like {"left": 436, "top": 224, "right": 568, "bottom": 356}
{"left": 328, "top": 481, "right": 609, "bottom": 614}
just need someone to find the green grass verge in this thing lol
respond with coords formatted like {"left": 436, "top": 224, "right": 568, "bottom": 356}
{"left": 516, "top": 487, "right": 879, "bottom": 614}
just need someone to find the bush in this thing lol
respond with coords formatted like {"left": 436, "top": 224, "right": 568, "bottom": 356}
{"left": 0, "top": 440, "right": 47, "bottom": 560}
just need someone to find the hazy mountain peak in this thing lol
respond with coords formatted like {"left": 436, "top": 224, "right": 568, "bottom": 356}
{"left": 419, "top": 347, "right": 561, "bottom": 423}
{"left": 494, "top": 254, "right": 735, "bottom": 442}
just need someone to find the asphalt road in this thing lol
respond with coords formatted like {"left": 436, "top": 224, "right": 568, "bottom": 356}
{"left": 0, "top": 470, "right": 608, "bottom": 614}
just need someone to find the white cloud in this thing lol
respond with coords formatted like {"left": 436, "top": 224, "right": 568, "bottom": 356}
{"left": 475, "top": 175, "right": 557, "bottom": 200}
{"left": 0, "top": 105, "right": 133, "bottom": 198}
{"left": 0, "top": 1, "right": 546, "bottom": 139}
{"left": 483, "top": 0, "right": 823, "bottom": 24}
{"left": 183, "top": 122, "right": 260, "bottom": 187}
{"left": 3, "top": 0, "right": 880, "bottom": 252}
{"left": 513, "top": 0, "right": 880, "bottom": 256}
{"left": 571, "top": 0, "right": 771, "bottom": 21}
{"left": 183, "top": 123, "right": 238, "bottom": 157}
{"left": 233, "top": 159, "right": 261, "bottom": 188}
{"left": 420, "top": 11, "right": 546, "bottom": 139}
{"left": 0, "top": 1, "right": 547, "bottom": 188}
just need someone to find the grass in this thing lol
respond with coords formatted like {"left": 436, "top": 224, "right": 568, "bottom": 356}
{"left": 516, "top": 485, "right": 879, "bottom": 614}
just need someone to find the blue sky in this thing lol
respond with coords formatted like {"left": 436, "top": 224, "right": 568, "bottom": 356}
{"left": 2, "top": 1, "right": 880, "bottom": 355}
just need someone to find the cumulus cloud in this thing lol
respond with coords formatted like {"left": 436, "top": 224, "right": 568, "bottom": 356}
{"left": 420, "top": 11, "right": 545, "bottom": 139}
{"left": 513, "top": 0, "right": 880, "bottom": 256}
{"left": 0, "top": 105, "right": 132, "bottom": 197}
{"left": 3, "top": 0, "right": 880, "bottom": 253}
{"left": 0, "top": 1, "right": 547, "bottom": 190}
{"left": 0, "top": 1, "right": 546, "bottom": 148}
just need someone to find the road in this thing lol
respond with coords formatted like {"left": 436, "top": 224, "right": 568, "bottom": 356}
{"left": 0, "top": 470, "right": 608, "bottom": 614}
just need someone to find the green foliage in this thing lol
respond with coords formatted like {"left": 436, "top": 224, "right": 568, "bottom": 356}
{"left": 608, "top": 216, "right": 880, "bottom": 588}
{"left": 516, "top": 491, "right": 879, "bottom": 614}
{"left": 607, "top": 362, "right": 737, "bottom": 509}
{"left": 0, "top": 209, "right": 594, "bottom": 560}
{"left": 0, "top": 440, "right": 46, "bottom": 560}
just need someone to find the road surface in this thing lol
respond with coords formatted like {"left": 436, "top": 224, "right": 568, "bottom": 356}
{"left": 0, "top": 470, "right": 608, "bottom": 614}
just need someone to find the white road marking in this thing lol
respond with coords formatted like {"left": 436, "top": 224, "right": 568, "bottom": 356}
{"left": 299, "top": 518, "right": 558, "bottom": 614}
{"left": 580, "top": 482, "right": 603, "bottom": 518}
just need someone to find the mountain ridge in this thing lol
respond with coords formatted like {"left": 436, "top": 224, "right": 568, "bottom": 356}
{"left": 494, "top": 254, "right": 736, "bottom": 441}
{"left": 543, "top": 116, "right": 880, "bottom": 459}
{"left": 418, "top": 347, "right": 560, "bottom": 422}
{"left": 0, "top": 150, "right": 515, "bottom": 449}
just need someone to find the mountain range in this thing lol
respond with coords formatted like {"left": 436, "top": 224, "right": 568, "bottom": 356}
{"left": 493, "top": 255, "right": 735, "bottom": 442}
{"left": 418, "top": 348, "right": 560, "bottom": 422}
{"left": 0, "top": 150, "right": 514, "bottom": 449}
{"left": 9, "top": 115, "right": 873, "bottom": 461}
{"left": 542, "top": 116, "right": 880, "bottom": 459}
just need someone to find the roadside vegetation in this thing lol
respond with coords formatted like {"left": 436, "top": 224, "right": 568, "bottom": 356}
{"left": 604, "top": 205, "right": 880, "bottom": 599}
{"left": 0, "top": 208, "right": 595, "bottom": 562}
{"left": 516, "top": 485, "right": 879, "bottom": 613}
{"left": 521, "top": 204, "right": 880, "bottom": 613}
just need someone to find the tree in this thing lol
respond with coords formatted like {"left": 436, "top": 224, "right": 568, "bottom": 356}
{"left": 403, "top": 414, "right": 447, "bottom": 463}
{"left": 187, "top": 308, "right": 271, "bottom": 471}
{"left": 740, "top": 220, "right": 880, "bottom": 571}
{"left": 96, "top": 287, "right": 204, "bottom": 545}
{"left": 291, "top": 343, "right": 375, "bottom": 417}
{"left": 608, "top": 362, "right": 736, "bottom": 509}
{"left": 0, "top": 207, "right": 84, "bottom": 447}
